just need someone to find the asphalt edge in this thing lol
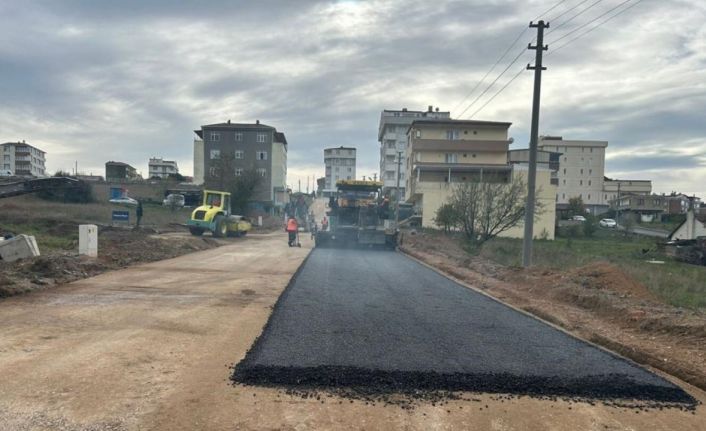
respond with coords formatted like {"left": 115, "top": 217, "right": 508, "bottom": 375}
{"left": 397, "top": 247, "right": 699, "bottom": 405}
{"left": 230, "top": 246, "right": 315, "bottom": 376}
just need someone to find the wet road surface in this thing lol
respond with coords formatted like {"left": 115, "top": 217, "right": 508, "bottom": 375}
{"left": 235, "top": 248, "right": 693, "bottom": 403}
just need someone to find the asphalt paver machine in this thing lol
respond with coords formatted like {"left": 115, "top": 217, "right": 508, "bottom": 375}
{"left": 315, "top": 180, "right": 397, "bottom": 249}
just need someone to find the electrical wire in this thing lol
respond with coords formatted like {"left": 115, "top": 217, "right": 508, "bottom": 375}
{"left": 546, "top": 0, "right": 593, "bottom": 24}
{"left": 469, "top": 67, "right": 527, "bottom": 119}
{"left": 549, "top": 0, "right": 639, "bottom": 46}
{"left": 458, "top": 48, "right": 528, "bottom": 118}
{"left": 548, "top": 0, "right": 605, "bottom": 34}
{"left": 469, "top": 0, "right": 646, "bottom": 118}
{"left": 452, "top": 0, "right": 571, "bottom": 115}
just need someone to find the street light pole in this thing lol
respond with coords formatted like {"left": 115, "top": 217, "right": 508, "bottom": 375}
{"left": 395, "top": 151, "right": 402, "bottom": 227}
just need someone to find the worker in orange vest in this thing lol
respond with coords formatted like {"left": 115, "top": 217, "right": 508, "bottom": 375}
{"left": 285, "top": 216, "right": 298, "bottom": 247}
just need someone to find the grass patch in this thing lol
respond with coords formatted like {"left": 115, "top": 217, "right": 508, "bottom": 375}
{"left": 478, "top": 229, "right": 706, "bottom": 309}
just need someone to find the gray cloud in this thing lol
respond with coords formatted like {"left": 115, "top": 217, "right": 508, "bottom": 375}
{"left": 0, "top": 0, "right": 704, "bottom": 197}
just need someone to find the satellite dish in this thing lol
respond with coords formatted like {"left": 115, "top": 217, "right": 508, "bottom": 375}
{"left": 508, "top": 137, "right": 515, "bottom": 144}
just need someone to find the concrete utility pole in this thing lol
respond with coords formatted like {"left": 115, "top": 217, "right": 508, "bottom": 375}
{"left": 395, "top": 151, "right": 402, "bottom": 226}
{"left": 522, "top": 20, "right": 549, "bottom": 268}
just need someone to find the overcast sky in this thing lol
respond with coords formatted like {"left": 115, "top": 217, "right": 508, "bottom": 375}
{"left": 1, "top": 0, "right": 704, "bottom": 196}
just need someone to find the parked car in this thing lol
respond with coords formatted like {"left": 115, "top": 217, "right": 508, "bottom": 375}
{"left": 163, "top": 193, "right": 185, "bottom": 208}
{"left": 109, "top": 197, "right": 138, "bottom": 206}
{"left": 571, "top": 215, "right": 587, "bottom": 222}
{"left": 599, "top": 218, "right": 617, "bottom": 228}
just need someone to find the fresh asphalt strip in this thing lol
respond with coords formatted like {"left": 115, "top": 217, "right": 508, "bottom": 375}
{"left": 232, "top": 248, "right": 695, "bottom": 404}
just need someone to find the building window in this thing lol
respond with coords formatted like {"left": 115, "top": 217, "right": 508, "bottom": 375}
{"left": 348, "top": 167, "right": 352, "bottom": 172}
{"left": 580, "top": 180, "right": 583, "bottom": 186}
{"left": 235, "top": 150, "right": 244, "bottom": 159}
{"left": 256, "top": 133, "right": 267, "bottom": 143}
{"left": 562, "top": 193, "right": 565, "bottom": 199}
{"left": 588, "top": 180, "right": 591, "bottom": 186}
{"left": 588, "top": 194, "right": 591, "bottom": 200}
{"left": 563, "top": 179, "right": 566, "bottom": 185}
{"left": 445, "top": 153, "right": 458, "bottom": 163}
{"left": 580, "top": 168, "right": 583, "bottom": 175}
{"left": 208, "top": 167, "right": 217, "bottom": 177}
{"left": 210, "top": 132, "right": 220, "bottom": 141}
{"left": 589, "top": 169, "right": 592, "bottom": 175}
{"left": 256, "top": 168, "right": 266, "bottom": 177}
{"left": 256, "top": 151, "right": 268, "bottom": 160}
{"left": 234, "top": 168, "right": 243, "bottom": 176}
{"left": 446, "top": 130, "right": 460, "bottom": 140}
{"left": 563, "top": 168, "right": 566, "bottom": 175}
{"left": 210, "top": 149, "right": 221, "bottom": 160}
{"left": 234, "top": 133, "right": 243, "bottom": 141}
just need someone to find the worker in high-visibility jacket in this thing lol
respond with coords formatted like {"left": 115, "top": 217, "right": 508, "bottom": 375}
{"left": 285, "top": 216, "right": 298, "bottom": 247}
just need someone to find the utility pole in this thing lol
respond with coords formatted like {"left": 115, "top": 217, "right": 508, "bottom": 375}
{"left": 616, "top": 182, "right": 621, "bottom": 226}
{"left": 395, "top": 151, "right": 402, "bottom": 226}
{"left": 522, "top": 20, "right": 549, "bottom": 268}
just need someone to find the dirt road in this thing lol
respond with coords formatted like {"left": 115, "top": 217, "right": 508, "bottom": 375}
{"left": 0, "top": 233, "right": 704, "bottom": 430}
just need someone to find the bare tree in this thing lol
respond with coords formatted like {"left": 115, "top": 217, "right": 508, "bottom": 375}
{"left": 205, "top": 153, "right": 262, "bottom": 213}
{"left": 448, "top": 177, "right": 544, "bottom": 247}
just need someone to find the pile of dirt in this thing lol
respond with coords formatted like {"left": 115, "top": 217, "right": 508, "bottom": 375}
{"left": 399, "top": 229, "right": 706, "bottom": 394}
{"left": 0, "top": 227, "right": 221, "bottom": 297}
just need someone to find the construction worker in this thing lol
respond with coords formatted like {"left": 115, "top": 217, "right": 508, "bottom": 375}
{"left": 285, "top": 215, "right": 298, "bottom": 247}
{"left": 135, "top": 200, "right": 143, "bottom": 228}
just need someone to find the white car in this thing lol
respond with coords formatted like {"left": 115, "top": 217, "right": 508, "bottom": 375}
{"left": 109, "top": 197, "right": 138, "bottom": 206}
{"left": 599, "top": 218, "right": 617, "bottom": 228}
{"left": 571, "top": 215, "right": 587, "bottom": 222}
{"left": 162, "top": 193, "right": 185, "bottom": 207}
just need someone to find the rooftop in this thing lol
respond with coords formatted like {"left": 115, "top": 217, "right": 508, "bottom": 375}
{"left": 410, "top": 119, "right": 512, "bottom": 128}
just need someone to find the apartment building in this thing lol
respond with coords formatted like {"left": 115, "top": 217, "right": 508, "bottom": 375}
{"left": 538, "top": 136, "right": 607, "bottom": 213}
{"left": 105, "top": 161, "right": 140, "bottom": 182}
{"left": 148, "top": 157, "right": 179, "bottom": 179}
{"left": 194, "top": 120, "right": 287, "bottom": 208}
{"left": 1, "top": 141, "right": 46, "bottom": 177}
{"left": 538, "top": 136, "right": 654, "bottom": 214}
{"left": 378, "top": 106, "right": 450, "bottom": 199}
{"left": 405, "top": 119, "right": 556, "bottom": 239}
{"left": 324, "top": 146, "right": 356, "bottom": 192}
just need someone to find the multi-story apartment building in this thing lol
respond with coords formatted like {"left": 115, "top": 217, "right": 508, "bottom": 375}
{"left": 324, "top": 146, "right": 356, "bottom": 192}
{"left": 105, "top": 161, "right": 140, "bottom": 182}
{"left": 194, "top": 120, "right": 287, "bottom": 209}
{"left": 538, "top": 136, "right": 607, "bottom": 212}
{"left": 1, "top": 141, "right": 46, "bottom": 177}
{"left": 148, "top": 157, "right": 179, "bottom": 179}
{"left": 378, "top": 106, "right": 450, "bottom": 199}
{"left": 405, "top": 119, "right": 556, "bottom": 239}
{"left": 538, "top": 136, "right": 652, "bottom": 214}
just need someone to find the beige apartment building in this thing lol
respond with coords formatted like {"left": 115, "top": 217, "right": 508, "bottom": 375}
{"left": 405, "top": 119, "right": 556, "bottom": 239}
{"left": 538, "top": 136, "right": 651, "bottom": 214}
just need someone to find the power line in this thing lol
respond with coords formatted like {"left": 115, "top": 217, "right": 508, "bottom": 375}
{"left": 550, "top": 0, "right": 644, "bottom": 54}
{"left": 470, "top": 0, "right": 646, "bottom": 118}
{"left": 452, "top": 28, "right": 528, "bottom": 113}
{"left": 458, "top": 48, "right": 528, "bottom": 117}
{"left": 549, "top": 0, "right": 638, "bottom": 46}
{"left": 469, "top": 67, "right": 527, "bottom": 119}
{"left": 548, "top": 0, "right": 605, "bottom": 34}
{"left": 533, "top": 0, "right": 571, "bottom": 20}
{"left": 453, "top": 0, "right": 570, "bottom": 115}
{"left": 547, "top": 0, "right": 592, "bottom": 23}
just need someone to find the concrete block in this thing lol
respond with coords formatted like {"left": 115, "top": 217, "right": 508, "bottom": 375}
{"left": 0, "top": 234, "right": 41, "bottom": 262}
{"left": 79, "top": 224, "right": 98, "bottom": 257}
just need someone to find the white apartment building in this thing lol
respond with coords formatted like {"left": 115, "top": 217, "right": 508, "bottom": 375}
{"left": 538, "top": 136, "right": 651, "bottom": 214}
{"left": 324, "top": 146, "right": 356, "bottom": 192}
{"left": 378, "top": 106, "right": 450, "bottom": 200}
{"left": 148, "top": 157, "right": 179, "bottom": 179}
{"left": 1, "top": 141, "right": 46, "bottom": 177}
